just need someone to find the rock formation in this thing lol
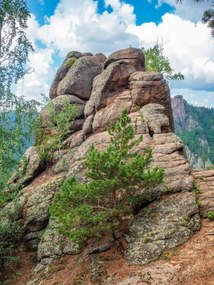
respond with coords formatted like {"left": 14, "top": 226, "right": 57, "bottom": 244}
{"left": 2, "top": 48, "right": 213, "bottom": 285}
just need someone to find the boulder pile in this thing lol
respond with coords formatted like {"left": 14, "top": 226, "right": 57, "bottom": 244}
{"left": 4, "top": 49, "right": 203, "bottom": 277}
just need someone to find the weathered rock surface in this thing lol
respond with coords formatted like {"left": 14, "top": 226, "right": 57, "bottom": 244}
{"left": 141, "top": 103, "right": 171, "bottom": 133}
{"left": 92, "top": 90, "right": 132, "bottom": 133}
{"left": 37, "top": 220, "right": 81, "bottom": 264}
{"left": 117, "top": 263, "right": 180, "bottom": 285}
{"left": 21, "top": 174, "right": 63, "bottom": 249}
{"left": 104, "top": 48, "right": 145, "bottom": 70}
{"left": 40, "top": 94, "right": 85, "bottom": 125}
{"left": 129, "top": 72, "right": 174, "bottom": 131}
{"left": 49, "top": 51, "right": 83, "bottom": 99}
{"left": 84, "top": 61, "right": 135, "bottom": 118}
{"left": 8, "top": 146, "right": 41, "bottom": 189}
{"left": 57, "top": 56, "right": 102, "bottom": 100}
{"left": 95, "top": 52, "right": 106, "bottom": 64}
{"left": 125, "top": 191, "right": 200, "bottom": 265}
{"left": 193, "top": 170, "right": 214, "bottom": 217}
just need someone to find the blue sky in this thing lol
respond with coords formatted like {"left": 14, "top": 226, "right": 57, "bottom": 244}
{"left": 27, "top": 0, "right": 174, "bottom": 25}
{"left": 19, "top": 0, "right": 214, "bottom": 107}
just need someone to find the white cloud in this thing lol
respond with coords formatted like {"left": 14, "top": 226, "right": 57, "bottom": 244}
{"left": 171, "top": 88, "right": 214, "bottom": 107}
{"left": 127, "top": 13, "right": 214, "bottom": 92}
{"left": 17, "top": 0, "right": 139, "bottom": 100}
{"left": 16, "top": 47, "right": 54, "bottom": 100}
{"left": 37, "top": 0, "right": 138, "bottom": 56}
{"left": 157, "top": 0, "right": 211, "bottom": 22}
{"left": 18, "top": 0, "right": 214, "bottom": 107}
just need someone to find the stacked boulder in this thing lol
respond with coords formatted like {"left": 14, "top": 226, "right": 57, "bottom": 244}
{"left": 5, "top": 48, "right": 200, "bottom": 270}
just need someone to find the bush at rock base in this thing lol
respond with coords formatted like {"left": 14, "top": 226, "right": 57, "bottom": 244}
{"left": 0, "top": 220, "right": 23, "bottom": 282}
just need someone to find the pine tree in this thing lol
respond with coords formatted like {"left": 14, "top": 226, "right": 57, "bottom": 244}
{"left": 51, "top": 109, "right": 164, "bottom": 245}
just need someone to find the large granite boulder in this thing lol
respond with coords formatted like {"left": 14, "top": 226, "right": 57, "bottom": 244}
{"left": 57, "top": 56, "right": 102, "bottom": 100}
{"left": 49, "top": 51, "right": 83, "bottom": 99}
{"left": 84, "top": 61, "right": 135, "bottom": 117}
{"left": 37, "top": 220, "right": 81, "bottom": 266}
{"left": 40, "top": 94, "right": 85, "bottom": 129}
{"left": 125, "top": 191, "right": 200, "bottom": 265}
{"left": 104, "top": 48, "right": 145, "bottom": 71}
{"left": 129, "top": 71, "right": 174, "bottom": 131}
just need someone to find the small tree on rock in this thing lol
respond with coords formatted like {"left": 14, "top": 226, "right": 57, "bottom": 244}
{"left": 142, "top": 44, "right": 184, "bottom": 81}
{"left": 51, "top": 109, "right": 164, "bottom": 246}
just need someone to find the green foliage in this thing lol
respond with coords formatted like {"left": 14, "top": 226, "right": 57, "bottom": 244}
{"left": 0, "top": 102, "right": 37, "bottom": 187}
{"left": 66, "top": 57, "right": 77, "bottom": 68}
{"left": 183, "top": 215, "right": 191, "bottom": 222}
{"left": 0, "top": 0, "right": 33, "bottom": 86}
{"left": 207, "top": 211, "right": 214, "bottom": 220}
{"left": 194, "top": 185, "right": 202, "bottom": 207}
{"left": 35, "top": 99, "right": 78, "bottom": 167}
{"left": 0, "top": 0, "right": 37, "bottom": 188}
{"left": 202, "top": 7, "right": 214, "bottom": 37}
{"left": 194, "top": 185, "right": 201, "bottom": 195}
{"left": 0, "top": 1, "right": 36, "bottom": 281}
{"left": 0, "top": 216, "right": 23, "bottom": 282}
{"left": 142, "top": 44, "right": 184, "bottom": 81}
{"left": 51, "top": 109, "right": 164, "bottom": 244}
{"left": 178, "top": 0, "right": 214, "bottom": 37}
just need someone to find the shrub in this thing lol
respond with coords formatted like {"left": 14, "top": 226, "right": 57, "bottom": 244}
{"left": 207, "top": 211, "right": 214, "bottom": 220}
{"left": 0, "top": 220, "right": 23, "bottom": 282}
{"left": 34, "top": 99, "right": 78, "bottom": 167}
{"left": 51, "top": 109, "right": 164, "bottom": 245}
{"left": 66, "top": 57, "right": 77, "bottom": 68}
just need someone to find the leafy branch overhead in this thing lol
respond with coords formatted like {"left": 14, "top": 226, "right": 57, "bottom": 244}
{"left": 51, "top": 109, "right": 164, "bottom": 244}
{"left": 142, "top": 44, "right": 184, "bottom": 81}
{"left": 0, "top": 0, "right": 37, "bottom": 187}
{"left": 177, "top": 0, "right": 214, "bottom": 37}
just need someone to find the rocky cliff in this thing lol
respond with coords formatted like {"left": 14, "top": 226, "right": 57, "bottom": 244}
{"left": 2, "top": 49, "right": 214, "bottom": 285}
{"left": 172, "top": 95, "right": 214, "bottom": 168}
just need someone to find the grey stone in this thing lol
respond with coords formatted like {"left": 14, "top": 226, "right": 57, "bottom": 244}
{"left": 40, "top": 94, "right": 85, "bottom": 128}
{"left": 82, "top": 114, "right": 94, "bottom": 136}
{"left": 8, "top": 147, "right": 41, "bottom": 190}
{"left": 37, "top": 220, "right": 81, "bottom": 262}
{"left": 49, "top": 52, "right": 81, "bottom": 99}
{"left": 25, "top": 178, "right": 61, "bottom": 233}
{"left": 141, "top": 103, "right": 171, "bottom": 133}
{"left": 125, "top": 191, "right": 200, "bottom": 265}
{"left": 57, "top": 56, "right": 102, "bottom": 100}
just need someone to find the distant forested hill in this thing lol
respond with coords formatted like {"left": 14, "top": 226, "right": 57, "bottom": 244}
{"left": 172, "top": 95, "right": 214, "bottom": 168}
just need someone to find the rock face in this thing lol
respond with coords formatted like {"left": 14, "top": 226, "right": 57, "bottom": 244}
{"left": 57, "top": 56, "right": 102, "bottom": 100}
{"left": 125, "top": 192, "right": 200, "bottom": 265}
{"left": 193, "top": 170, "right": 214, "bottom": 218}
{"left": 4, "top": 48, "right": 202, "bottom": 275}
{"left": 8, "top": 147, "right": 41, "bottom": 189}
{"left": 104, "top": 48, "right": 145, "bottom": 70}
